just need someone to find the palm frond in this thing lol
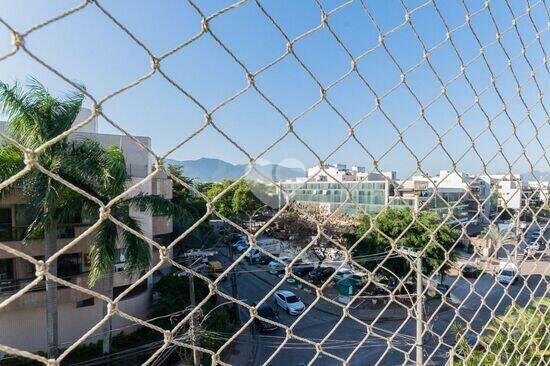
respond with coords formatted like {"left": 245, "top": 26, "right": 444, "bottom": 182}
{"left": 26, "top": 78, "right": 84, "bottom": 141}
{"left": 0, "top": 144, "right": 24, "bottom": 182}
{"left": 0, "top": 80, "right": 42, "bottom": 147}
{"left": 101, "top": 145, "right": 128, "bottom": 196}
{"left": 118, "top": 213, "right": 150, "bottom": 277}
{"left": 60, "top": 139, "right": 114, "bottom": 198}
{"left": 88, "top": 220, "right": 118, "bottom": 286}
{"left": 122, "top": 193, "right": 189, "bottom": 220}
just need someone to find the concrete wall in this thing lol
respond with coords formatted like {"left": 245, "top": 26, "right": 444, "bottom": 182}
{"left": 0, "top": 288, "right": 151, "bottom": 353}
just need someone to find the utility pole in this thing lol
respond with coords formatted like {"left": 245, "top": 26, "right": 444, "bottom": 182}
{"left": 397, "top": 247, "right": 423, "bottom": 366}
{"left": 416, "top": 255, "right": 424, "bottom": 366}
{"left": 187, "top": 258, "right": 199, "bottom": 366}
{"left": 229, "top": 245, "right": 240, "bottom": 324}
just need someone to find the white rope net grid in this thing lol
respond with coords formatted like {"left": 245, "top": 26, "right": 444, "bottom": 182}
{"left": 0, "top": 0, "right": 547, "bottom": 365}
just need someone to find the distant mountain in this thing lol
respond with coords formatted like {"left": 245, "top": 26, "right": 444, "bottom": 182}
{"left": 521, "top": 170, "right": 549, "bottom": 181}
{"left": 166, "top": 157, "right": 305, "bottom": 183}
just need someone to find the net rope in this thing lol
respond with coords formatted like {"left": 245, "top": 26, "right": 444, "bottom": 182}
{"left": 0, "top": 0, "right": 548, "bottom": 365}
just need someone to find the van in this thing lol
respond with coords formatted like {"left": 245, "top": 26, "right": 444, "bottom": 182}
{"left": 497, "top": 263, "right": 518, "bottom": 285}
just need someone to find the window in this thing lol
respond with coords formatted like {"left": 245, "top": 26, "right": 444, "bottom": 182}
{"left": 0, "top": 208, "right": 11, "bottom": 226}
{"left": 14, "top": 205, "right": 33, "bottom": 226}
{"left": 113, "top": 281, "right": 148, "bottom": 300}
{"left": 0, "top": 208, "right": 12, "bottom": 241}
{"left": 286, "top": 295, "right": 299, "bottom": 303}
{"left": 76, "top": 297, "right": 94, "bottom": 308}
{"left": 0, "top": 258, "right": 14, "bottom": 280}
{"left": 58, "top": 254, "right": 82, "bottom": 278}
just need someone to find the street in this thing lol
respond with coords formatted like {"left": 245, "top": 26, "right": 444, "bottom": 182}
{"left": 211, "top": 248, "right": 547, "bottom": 366}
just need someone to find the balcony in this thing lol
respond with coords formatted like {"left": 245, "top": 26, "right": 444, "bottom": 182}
{"left": 152, "top": 216, "right": 173, "bottom": 236}
{"left": 0, "top": 224, "right": 85, "bottom": 243}
{"left": 0, "top": 269, "right": 138, "bottom": 311}
{"left": 152, "top": 177, "right": 173, "bottom": 199}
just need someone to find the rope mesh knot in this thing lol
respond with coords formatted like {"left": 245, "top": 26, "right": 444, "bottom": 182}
{"left": 34, "top": 261, "right": 47, "bottom": 278}
{"left": 11, "top": 32, "right": 24, "bottom": 48}
{"left": 0, "top": 1, "right": 547, "bottom": 365}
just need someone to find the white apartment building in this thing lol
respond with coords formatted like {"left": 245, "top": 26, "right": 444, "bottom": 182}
{"left": 280, "top": 164, "right": 398, "bottom": 215}
{"left": 396, "top": 170, "right": 493, "bottom": 223}
{"left": 0, "top": 109, "right": 173, "bottom": 352}
{"left": 527, "top": 181, "right": 549, "bottom": 208}
{"left": 480, "top": 174, "right": 524, "bottom": 210}
{"left": 478, "top": 174, "right": 548, "bottom": 213}
{"left": 280, "top": 165, "right": 492, "bottom": 223}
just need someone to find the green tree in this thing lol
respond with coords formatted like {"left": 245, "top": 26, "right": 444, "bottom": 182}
{"left": 0, "top": 80, "right": 180, "bottom": 356}
{"left": 452, "top": 298, "right": 549, "bottom": 365}
{"left": 200, "top": 305, "right": 231, "bottom": 366}
{"left": 86, "top": 148, "right": 183, "bottom": 354}
{"left": 168, "top": 165, "right": 217, "bottom": 252}
{"left": 204, "top": 179, "right": 234, "bottom": 218}
{"left": 0, "top": 79, "right": 106, "bottom": 356}
{"left": 204, "top": 179, "right": 263, "bottom": 222}
{"left": 151, "top": 273, "right": 210, "bottom": 330}
{"left": 350, "top": 208, "right": 459, "bottom": 278}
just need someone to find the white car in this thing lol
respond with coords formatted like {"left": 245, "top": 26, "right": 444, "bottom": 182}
{"left": 268, "top": 256, "right": 292, "bottom": 274}
{"left": 333, "top": 268, "right": 354, "bottom": 283}
{"left": 497, "top": 263, "right": 518, "bottom": 285}
{"left": 273, "top": 290, "right": 305, "bottom": 315}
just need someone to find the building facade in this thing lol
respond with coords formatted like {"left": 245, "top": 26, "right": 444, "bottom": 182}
{"left": 479, "top": 174, "right": 548, "bottom": 213}
{"left": 280, "top": 165, "right": 493, "bottom": 223}
{"left": 280, "top": 164, "right": 398, "bottom": 215}
{"left": 0, "top": 109, "right": 173, "bottom": 352}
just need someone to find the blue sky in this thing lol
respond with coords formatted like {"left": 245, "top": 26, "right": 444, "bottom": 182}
{"left": 0, "top": 0, "right": 548, "bottom": 179}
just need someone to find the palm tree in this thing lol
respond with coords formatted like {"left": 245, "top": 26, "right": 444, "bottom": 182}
{"left": 0, "top": 79, "right": 105, "bottom": 357}
{"left": 86, "top": 146, "right": 183, "bottom": 354}
{"left": 0, "top": 79, "right": 181, "bottom": 356}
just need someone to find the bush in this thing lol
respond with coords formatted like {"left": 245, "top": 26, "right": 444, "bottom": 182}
{"left": 200, "top": 304, "right": 232, "bottom": 366}
{"left": 0, "top": 328, "right": 160, "bottom": 366}
{"left": 151, "top": 273, "right": 211, "bottom": 329}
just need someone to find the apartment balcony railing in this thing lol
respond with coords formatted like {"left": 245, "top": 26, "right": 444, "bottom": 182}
{"left": 0, "top": 224, "right": 85, "bottom": 242}
{"left": 0, "top": 272, "right": 85, "bottom": 296}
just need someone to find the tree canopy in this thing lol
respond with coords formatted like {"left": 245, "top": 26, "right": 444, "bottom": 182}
{"left": 453, "top": 298, "right": 549, "bottom": 365}
{"left": 350, "top": 208, "right": 459, "bottom": 277}
{"left": 203, "top": 179, "right": 264, "bottom": 221}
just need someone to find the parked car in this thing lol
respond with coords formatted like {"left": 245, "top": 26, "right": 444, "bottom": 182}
{"left": 528, "top": 233, "right": 541, "bottom": 244}
{"left": 436, "top": 283, "right": 450, "bottom": 295}
{"left": 246, "top": 248, "right": 281, "bottom": 264}
{"left": 461, "top": 264, "right": 481, "bottom": 278}
{"left": 497, "top": 263, "right": 518, "bottom": 285}
{"left": 232, "top": 240, "right": 248, "bottom": 253}
{"left": 245, "top": 248, "right": 262, "bottom": 263}
{"left": 273, "top": 290, "right": 305, "bottom": 315}
{"left": 292, "top": 264, "right": 315, "bottom": 277}
{"left": 308, "top": 266, "right": 336, "bottom": 283}
{"left": 258, "top": 254, "right": 272, "bottom": 265}
{"left": 268, "top": 256, "right": 293, "bottom": 274}
{"left": 524, "top": 243, "right": 540, "bottom": 257}
{"left": 255, "top": 303, "right": 279, "bottom": 332}
{"left": 332, "top": 268, "right": 354, "bottom": 283}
